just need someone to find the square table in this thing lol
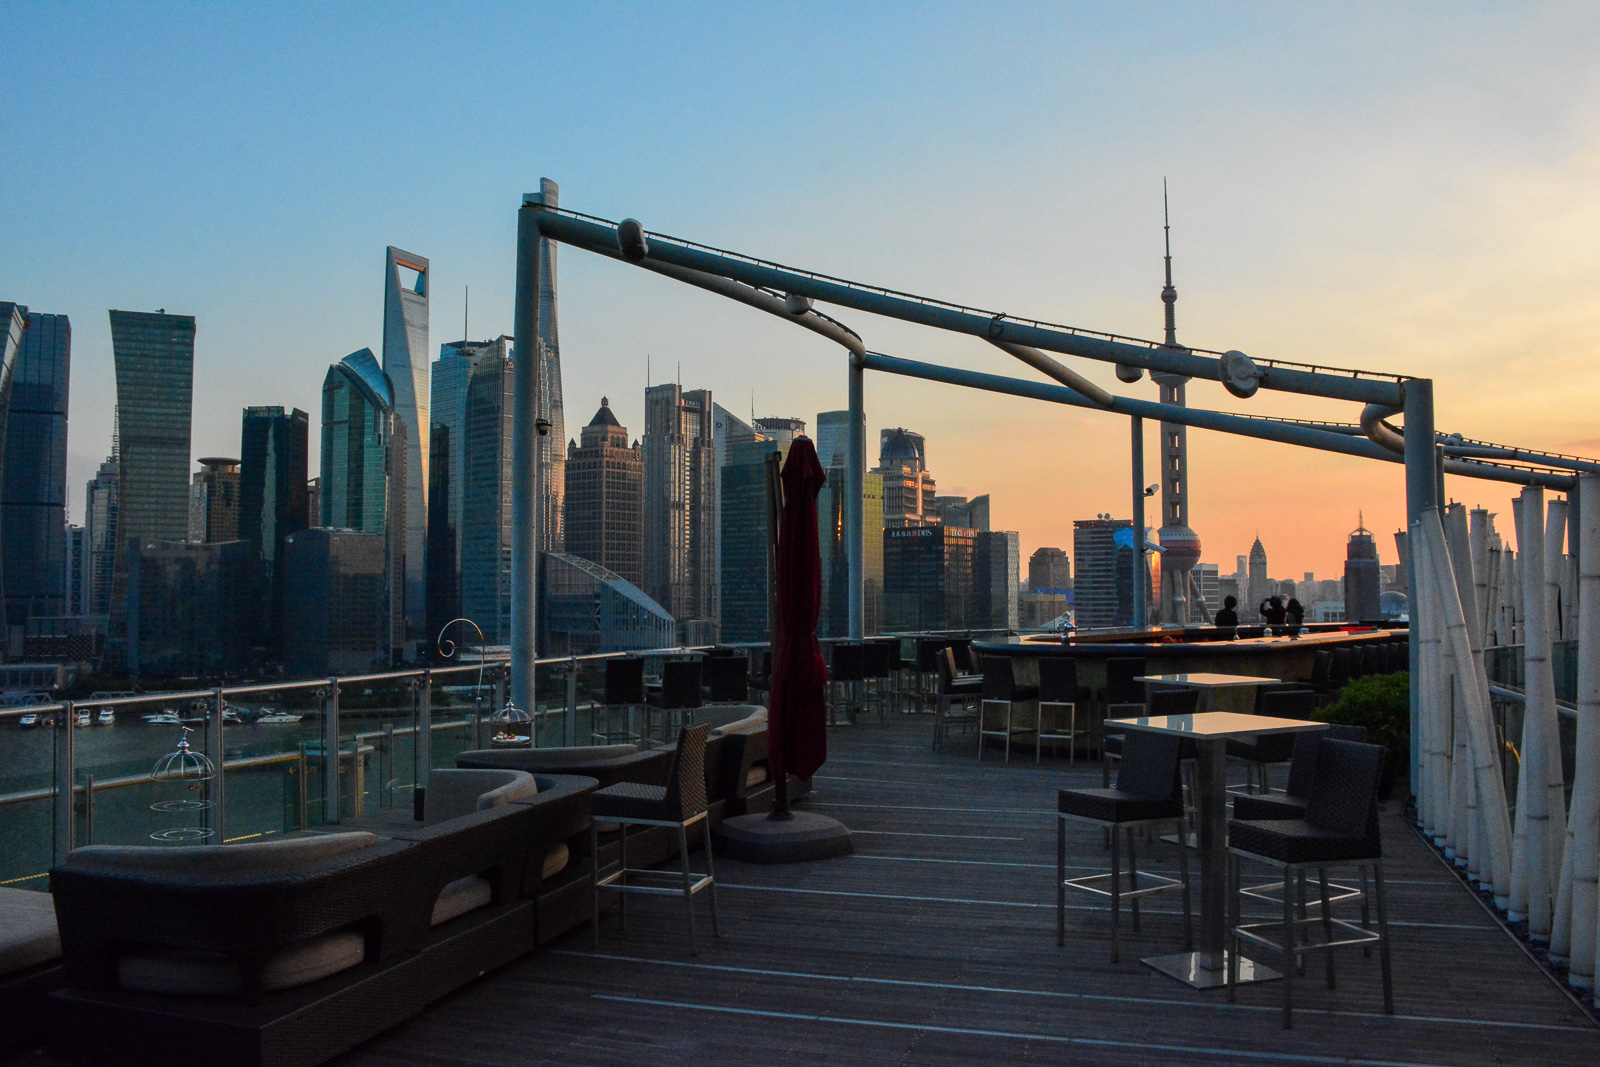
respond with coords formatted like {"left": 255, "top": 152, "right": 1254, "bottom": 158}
{"left": 1135, "top": 672, "right": 1283, "bottom": 714}
{"left": 1106, "top": 710, "right": 1327, "bottom": 989}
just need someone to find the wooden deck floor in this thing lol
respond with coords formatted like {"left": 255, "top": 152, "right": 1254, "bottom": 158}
{"left": 333, "top": 717, "right": 1600, "bottom": 1066}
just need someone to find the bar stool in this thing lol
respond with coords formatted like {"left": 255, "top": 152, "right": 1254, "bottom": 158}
{"left": 1037, "top": 657, "right": 1090, "bottom": 764}
{"left": 828, "top": 643, "right": 865, "bottom": 725}
{"left": 913, "top": 638, "right": 947, "bottom": 713}
{"left": 860, "top": 641, "right": 892, "bottom": 724}
{"left": 1228, "top": 738, "right": 1393, "bottom": 1027}
{"left": 594, "top": 657, "right": 645, "bottom": 743}
{"left": 1099, "top": 656, "right": 1147, "bottom": 787}
{"left": 933, "top": 647, "right": 981, "bottom": 750}
{"left": 1226, "top": 686, "right": 1316, "bottom": 795}
{"left": 591, "top": 723, "right": 720, "bottom": 955}
{"left": 704, "top": 655, "right": 749, "bottom": 704}
{"left": 646, "top": 659, "right": 702, "bottom": 739}
{"left": 978, "top": 655, "right": 1038, "bottom": 762}
{"left": 1058, "top": 729, "right": 1193, "bottom": 963}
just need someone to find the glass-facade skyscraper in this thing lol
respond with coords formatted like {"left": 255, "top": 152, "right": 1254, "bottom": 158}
{"left": 643, "top": 383, "right": 717, "bottom": 644}
{"left": 564, "top": 398, "right": 643, "bottom": 585}
{"left": 460, "top": 351, "right": 513, "bottom": 643}
{"left": 240, "top": 406, "right": 309, "bottom": 655}
{"left": 1, "top": 308, "right": 71, "bottom": 632}
{"left": 108, "top": 309, "right": 195, "bottom": 663}
{"left": 322, "top": 348, "right": 406, "bottom": 660}
{"left": 382, "top": 246, "right": 430, "bottom": 642}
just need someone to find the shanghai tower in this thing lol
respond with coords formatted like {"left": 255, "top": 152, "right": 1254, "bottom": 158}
{"left": 383, "top": 246, "right": 429, "bottom": 642}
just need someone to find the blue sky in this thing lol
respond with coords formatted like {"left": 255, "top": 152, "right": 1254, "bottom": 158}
{"left": 6, "top": 2, "right": 1599, "bottom": 576}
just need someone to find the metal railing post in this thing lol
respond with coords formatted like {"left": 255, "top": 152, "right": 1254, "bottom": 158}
{"left": 53, "top": 701, "right": 74, "bottom": 863}
{"left": 383, "top": 723, "right": 396, "bottom": 809}
{"left": 415, "top": 672, "right": 432, "bottom": 819}
{"left": 323, "top": 680, "right": 340, "bottom": 826}
{"left": 296, "top": 742, "right": 309, "bottom": 831}
{"left": 207, "top": 687, "right": 225, "bottom": 841}
{"left": 82, "top": 772, "right": 94, "bottom": 846}
{"left": 1131, "top": 416, "right": 1146, "bottom": 629}
{"left": 847, "top": 356, "right": 866, "bottom": 639}
{"left": 565, "top": 657, "right": 578, "bottom": 748}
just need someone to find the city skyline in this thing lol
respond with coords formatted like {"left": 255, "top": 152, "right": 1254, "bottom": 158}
{"left": 7, "top": 6, "right": 1599, "bottom": 577}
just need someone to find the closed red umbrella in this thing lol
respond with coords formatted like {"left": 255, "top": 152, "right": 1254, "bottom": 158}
{"left": 768, "top": 436, "right": 829, "bottom": 799}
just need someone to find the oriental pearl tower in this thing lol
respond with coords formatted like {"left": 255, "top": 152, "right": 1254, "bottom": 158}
{"left": 1153, "top": 182, "right": 1202, "bottom": 623}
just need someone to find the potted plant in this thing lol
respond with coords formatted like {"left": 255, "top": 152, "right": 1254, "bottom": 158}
{"left": 1315, "top": 671, "right": 1409, "bottom": 799}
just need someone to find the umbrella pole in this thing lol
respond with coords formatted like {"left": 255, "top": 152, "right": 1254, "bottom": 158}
{"left": 765, "top": 451, "right": 793, "bottom": 820}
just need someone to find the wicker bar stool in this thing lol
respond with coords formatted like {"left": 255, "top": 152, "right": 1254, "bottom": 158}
{"left": 978, "top": 655, "right": 1037, "bottom": 763}
{"left": 1037, "top": 657, "right": 1090, "bottom": 764}
{"left": 591, "top": 723, "right": 720, "bottom": 955}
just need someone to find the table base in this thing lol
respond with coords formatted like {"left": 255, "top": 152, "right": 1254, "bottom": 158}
{"left": 1141, "top": 950, "right": 1281, "bottom": 989}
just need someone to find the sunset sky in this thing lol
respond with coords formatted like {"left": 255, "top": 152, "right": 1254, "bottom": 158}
{"left": 6, "top": 3, "right": 1598, "bottom": 580}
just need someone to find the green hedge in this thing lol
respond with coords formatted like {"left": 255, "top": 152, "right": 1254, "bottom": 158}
{"left": 1316, "top": 671, "right": 1409, "bottom": 770}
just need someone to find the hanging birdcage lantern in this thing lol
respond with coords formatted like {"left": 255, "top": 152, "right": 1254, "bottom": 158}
{"left": 149, "top": 727, "right": 216, "bottom": 843}
{"left": 491, "top": 699, "right": 533, "bottom": 748}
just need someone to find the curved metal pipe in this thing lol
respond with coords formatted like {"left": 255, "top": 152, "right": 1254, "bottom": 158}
{"left": 988, "top": 340, "right": 1114, "bottom": 407}
{"left": 1362, "top": 401, "right": 1406, "bottom": 455}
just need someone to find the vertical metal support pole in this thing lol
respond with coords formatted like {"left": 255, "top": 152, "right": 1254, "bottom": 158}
{"left": 415, "top": 671, "right": 432, "bottom": 817}
{"left": 82, "top": 773, "right": 94, "bottom": 846}
{"left": 323, "top": 680, "right": 341, "bottom": 826}
{"left": 207, "top": 688, "right": 225, "bottom": 842}
{"left": 1131, "top": 416, "right": 1146, "bottom": 631}
{"left": 510, "top": 192, "right": 547, "bottom": 712}
{"left": 53, "top": 701, "right": 74, "bottom": 863}
{"left": 296, "top": 742, "right": 309, "bottom": 830}
{"left": 383, "top": 723, "right": 396, "bottom": 809}
{"left": 565, "top": 657, "right": 578, "bottom": 749}
{"left": 1403, "top": 379, "right": 1438, "bottom": 790}
{"left": 847, "top": 356, "right": 866, "bottom": 640}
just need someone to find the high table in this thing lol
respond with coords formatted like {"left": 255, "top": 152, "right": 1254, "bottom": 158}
{"left": 1106, "top": 710, "right": 1326, "bottom": 989}
{"left": 1135, "top": 672, "right": 1283, "bottom": 714}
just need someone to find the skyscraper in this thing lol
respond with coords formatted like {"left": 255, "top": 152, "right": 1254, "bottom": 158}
{"left": 460, "top": 352, "right": 514, "bottom": 642}
{"left": 1344, "top": 517, "right": 1382, "bottom": 623}
{"left": 565, "top": 398, "right": 643, "bottom": 585}
{"left": 1153, "top": 187, "right": 1202, "bottom": 624}
{"left": 974, "top": 530, "right": 1021, "bottom": 630}
{"left": 282, "top": 528, "right": 392, "bottom": 676}
{"left": 65, "top": 525, "right": 88, "bottom": 617}
{"left": 882, "top": 524, "right": 975, "bottom": 631}
{"left": 240, "top": 406, "right": 310, "bottom": 655}
{"left": 84, "top": 455, "right": 118, "bottom": 618}
{"left": 936, "top": 494, "right": 990, "bottom": 531}
{"left": 820, "top": 466, "right": 883, "bottom": 637}
{"left": 1073, "top": 518, "right": 1141, "bottom": 630}
{"left": 1029, "top": 547, "right": 1070, "bottom": 593}
{"left": 873, "top": 427, "right": 939, "bottom": 528}
{"left": 815, "top": 410, "right": 851, "bottom": 468}
{"left": 1, "top": 309, "right": 70, "bottom": 633}
{"left": 0, "top": 303, "right": 23, "bottom": 651}
{"left": 108, "top": 309, "right": 195, "bottom": 663}
{"left": 321, "top": 348, "right": 406, "bottom": 660}
{"left": 382, "top": 246, "right": 430, "bottom": 642}
{"left": 532, "top": 178, "right": 567, "bottom": 556}
{"left": 1246, "top": 536, "right": 1269, "bottom": 620}
{"left": 643, "top": 383, "right": 717, "bottom": 643}
{"left": 188, "top": 457, "right": 240, "bottom": 543}
{"left": 719, "top": 424, "right": 804, "bottom": 643}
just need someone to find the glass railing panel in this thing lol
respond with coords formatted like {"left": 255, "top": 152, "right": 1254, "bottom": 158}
{"left": 0, "top": 704, "right": 66, "bottom": 890}
{"left": 71, "top": 692, "right": 216, "bottom": 852}
{"left": 221, "top": 683, "right": 329, "bottom": 840}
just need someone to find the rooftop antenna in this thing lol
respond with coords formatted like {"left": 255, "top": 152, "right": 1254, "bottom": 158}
{"left": 463, "top": 285, "right": 469, "bottom": 345}
{"left": 1162, "top": 178, "right": 1177, "bottom": 348}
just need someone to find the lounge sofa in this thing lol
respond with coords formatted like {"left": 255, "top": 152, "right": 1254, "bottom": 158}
{"left": 0, "top": 885, "right": 64, "bottom": 1058}
{"left": 48, "top": 769, "right": 597, "bottom": 1067}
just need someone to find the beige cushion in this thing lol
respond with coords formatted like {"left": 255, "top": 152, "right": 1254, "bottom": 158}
{"left": 745, "top": 764, "right": 770, "bottom": 789}
{"left": 593, "top": 820, "right": 621, "bottom": 834}
{"left": 118, "top": 929, "right": 365, "bottom": 996}
{"left": 0, "top": 887, "right": 60, "bottom": 974}
{"left": 430, "top": 874, "right": 493, "bottom": 926}
{"left": 68, "top": 832, "right": 377, "bottom": 875}
{"left": 707, "top": 706, "right": 768, "bottom": 736}
{"left": 542, "top": 843, "right": 570, "bottom": 880}
{"left": 425, "top": 769, "right": 538, "bottom": 823}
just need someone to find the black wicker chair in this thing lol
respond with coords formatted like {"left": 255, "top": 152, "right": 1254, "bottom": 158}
{"left": 1226, "top": 686, "right": 1318, "bottom": 795}
{"left": 828, "top": 643, "right": 866, "bottom": 725}
{"left": 1058, "top": 729, "right": 1193, "bottom": 963}
{"left": 1228, "top": 738, "right": 1393, "bottom": 1027}
{"left": 1098, "top": 656, "right": 1147, "bottom": 785}
{"left": 933, "top": 647, "right": 982, "bottom": 751}
{"left": 646, "top": 659, "right": 703, "bottom": 739}
{"left": 704, "top": 655, "right": 749, "bottom": 704}
{"left": 860, "top": 641, "right": 893, "bottom": 724}
{"left": 591, "top": 723, "right": 720, "bottom": 955}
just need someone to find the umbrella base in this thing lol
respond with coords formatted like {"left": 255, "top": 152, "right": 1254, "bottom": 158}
{"left": 720, "top": 811, "right": 854, "bottom": 864}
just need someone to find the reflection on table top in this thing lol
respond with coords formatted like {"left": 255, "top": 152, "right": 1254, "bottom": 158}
{"left": 1106, "top": 711, "right": 1327, "bottom": 738}
{"left": 1135, "top": 673, "right": 1283, "bottom": 688}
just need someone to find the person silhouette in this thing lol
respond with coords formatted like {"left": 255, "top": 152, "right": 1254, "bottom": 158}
{"left": 1285, "top": 597, "right": 1305, "bottom": 632}
{"left": 1214, "top": 595, "right": 1239, "bottom": 630}
{"left": 1260, "top": 595, "right": 1288, "bottom": 628}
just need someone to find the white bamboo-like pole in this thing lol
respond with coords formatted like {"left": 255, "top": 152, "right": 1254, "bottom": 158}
{"left": 1471, "top": 508, "right": 1492, "bottom": 646}
{"left": 1421, "top": 507, "right": 1514, "bottom": 906}
{"left": 1509, "top": 496, "right": 1533, "bottom": 921}
{"left": 1444, "top": 504, "right": 1480, "bottom": 858}
{"left": 1555, "top": 474, "right": 1600, "bottom": 990}
{"left": 1540, "top": 498, "right": 1571, "bottom": 945}
{"left": 1413, "top": 523, "right": 1442, "bottom": 836}
{"left": 1516, "top": 487, "right": 1561, "bottom": 939}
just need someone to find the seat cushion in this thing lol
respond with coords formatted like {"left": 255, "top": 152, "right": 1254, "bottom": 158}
{"left": 0, "top": 887, "right": 60, "bottom": 975}
{"left": 744, "top": 763, "right": 770, "bottom": 788}
{"left": 1228, "top": 818, "right": 1380, "bottom": 865}
{"left": 1231, "top": 795, "right": 1307, "bottom": 822}
{"left": 705, "top": 706, "right": 767, "bottom": 735}
{"left": 431, "top": 874, "right": 494, "bottom": 926}
{"left": 592, "top": 780, "right": 671, "bottom": 821}
{"left": 542, "top": 843, "right": 570, "bottom": 880}
{"left": 1058, "top": 787, "right": 1182, "bottom": 824}
{"left": 425, "top": 769, "right": 539, "bottom": 822}
{"left": 67, "top": 832, "right": 377, "bottom": 874}
{"left": 118, "top": 929, "right": 365, "bottom": 996}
